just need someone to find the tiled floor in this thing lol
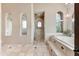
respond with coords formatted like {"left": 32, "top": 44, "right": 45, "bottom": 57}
{"left": 1, "top": 42, "right": 50, "bottom": 56}
{"left": 33, "top": 42, "right": 50, "bottom": 56}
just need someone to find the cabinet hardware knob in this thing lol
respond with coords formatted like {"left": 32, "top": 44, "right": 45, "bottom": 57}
{"left": 61, "top": 46, "right": 64, "bottom": 50}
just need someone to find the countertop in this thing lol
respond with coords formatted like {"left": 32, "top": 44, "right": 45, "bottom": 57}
{"left": 51, "top": 35, "right": 74, "bottom": 50}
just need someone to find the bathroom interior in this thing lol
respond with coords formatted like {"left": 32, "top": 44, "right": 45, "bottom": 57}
{"left": 0, "top": 3, "right": 77, "bottom": 56}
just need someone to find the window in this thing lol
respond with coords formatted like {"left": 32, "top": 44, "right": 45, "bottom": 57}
{"left": 5, "top": 13, "right": 12, "bottom": 36}
{"left": 37, "top": 21, "right": 42, "bottom": 28}
{"left": 56, "top": 11, "right": 63, "bottom": 33}
{"left": 20, "top": 14, "right": 27, "bottom": 35}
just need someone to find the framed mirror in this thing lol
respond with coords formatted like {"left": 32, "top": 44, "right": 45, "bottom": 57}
{"left": 20, "top": 13, "right": 27, "bottom": 35}
{"left": 5, "top": 13, "right": 12, "bottom": 36}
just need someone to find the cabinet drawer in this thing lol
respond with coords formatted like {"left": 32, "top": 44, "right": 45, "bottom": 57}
{"left": 47, "top": 36, "right": 74, "bottom": 56}
{"left": 54, "top": 39, "right": 74, "bottom": 56}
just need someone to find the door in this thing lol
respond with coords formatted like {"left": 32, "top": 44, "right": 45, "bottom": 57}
{"left": 75, "top": 3, "right": 79, "bottom": 55}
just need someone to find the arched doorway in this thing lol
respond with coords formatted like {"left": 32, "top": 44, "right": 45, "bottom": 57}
{"left": 34, "top": 12, "right": 45, "bottom": 43}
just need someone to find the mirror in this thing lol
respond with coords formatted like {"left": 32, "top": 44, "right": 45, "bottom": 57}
{"left": 5, "top": 13, "right": 12, "bottom": 36}
{"left": 56, "top": 11, "right": 63, "bottom": 33}
{"left": 20, "top": 13, "right": 27, "bottom": 35}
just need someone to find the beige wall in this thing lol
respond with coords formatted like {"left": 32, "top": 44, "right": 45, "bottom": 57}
{"left": 0, "top": 4, "right": 1, "bottom": 42}
{"left": 2, "top": 4, "right": 31, "bottom": 44}
{"left": 33, "top": 3, "right": 67, "bottom": 40}
{"left": 1, "top": 3, "right": 74, "bottom": 44}
{"left": 0, "top": 3, "right": 1, "bottom": 55}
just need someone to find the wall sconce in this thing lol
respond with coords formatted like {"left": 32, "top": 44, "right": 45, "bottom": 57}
{"left": 66, "top": 14, "right": 70, "bottom": 18}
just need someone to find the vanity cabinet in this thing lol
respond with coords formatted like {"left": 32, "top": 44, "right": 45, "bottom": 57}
{"left": 46, "top": 36, "right": 74, "bottom": 56}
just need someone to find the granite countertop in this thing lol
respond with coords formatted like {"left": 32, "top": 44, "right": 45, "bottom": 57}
{"left": 52, "top": 35, "right": 74, "bottom": 50}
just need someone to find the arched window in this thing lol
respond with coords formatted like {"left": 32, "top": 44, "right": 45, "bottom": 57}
{"left": 5, "top": 13, "right": 12, "bottom": 36}
{"left": 56, "top": 11, "right": 63, "bottom": 33}
{"left": 37, "top": 21, "right": 42, "bottom": 28}
{"left": 20, "top": 13, "right": 27, "bottom": 35}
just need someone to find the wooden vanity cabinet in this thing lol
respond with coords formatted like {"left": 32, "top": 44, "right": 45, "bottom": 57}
{"left": 46, "top": 36, "right": 74, "bottom": 56}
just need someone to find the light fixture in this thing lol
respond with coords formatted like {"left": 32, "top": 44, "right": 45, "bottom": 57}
{"left": 66, "top": 14, "right": 70, "bottom": 18}
{"left": 72, "top": 18, "right": 74, "bottom": 22}
{"left": 65, "top": 3, "right": 70, "bottom": 18}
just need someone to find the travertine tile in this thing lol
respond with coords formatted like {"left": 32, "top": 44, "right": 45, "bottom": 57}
{"left": 1, "top": 42, "right": 50, "bottom": 56}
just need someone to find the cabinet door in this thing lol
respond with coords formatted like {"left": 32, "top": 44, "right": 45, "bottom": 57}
{"left": 75, "top": 3, "right": 79, "bottom": 55}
